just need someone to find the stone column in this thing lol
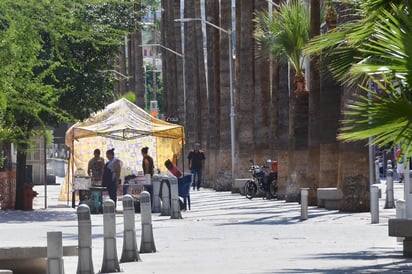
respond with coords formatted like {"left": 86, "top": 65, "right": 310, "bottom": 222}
{"left": 120, "top": 194, "right": 140, "bottom": 262}
{"left": 300, "top": 188, "right": 309, "bottom": 221}
{"left": 152, "top": 175, "right": 161, "bottom": 213}
{"left": 160, "top": 179, "right": 171, "bottom": 216}
{"left": 385, "top": 167, "right": 395, "bottom": 208}
{"left": 76, "top": 204, "right": 94, "bottom": 274}
{"left": 370, "top": 184, "right": 379, "bottom": 224}
{"left": 140, "top": 191, "right": 156, "bottom": 253}
{"left": 169, "top": 177, "right": 182, "bottom": 219}
{"left": 47, "top": 231, "right": 64, "bottom": 274}
{"left": 100, "top": 200, "right": 120, "bottom": 273}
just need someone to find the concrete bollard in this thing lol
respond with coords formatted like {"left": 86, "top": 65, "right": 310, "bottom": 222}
{"left": 387, "top": 160, "right": 392, "bottom": 172}
{"left": 169, "top": 177, "right": 182, "bottom": 219}
{"left": 120, "top": 195, "right": 140, "bottom": 262}
{"left": 396, "top": 199, "right": 406, "bottom": 242}
{"left": 101, "top": 199, "right": 120, "bottom": 273}
{"left": 405, "top": 169, "right": 412, "bottom": 218}
{"left": 152, "top": 175, "right": 161, "bottom": 213}
{"left": 160, "top": 180, "right": 171, "bottom": 216}
{"left": 375, "top": 160, "right": 381, "bottom": 184}
{"left": 47, "top": 231, "right": 64, "bottom": 274}
{"left": 300, "top": 188, "right": 309, "bottom": 221}
{"left": 385, "top": 168, "right": 395, "bottom": 209}
{"left": 140, "top": 191, "right": 156, "bottom": 253}
{"left": 76, "top": 204, "right": 94, "bottom": 274}
{"left": 371, "top": 184, "right": 379, "bottom": 224}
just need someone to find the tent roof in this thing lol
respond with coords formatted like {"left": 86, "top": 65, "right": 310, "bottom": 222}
{"left": 65, "top": 98, "right": 184, "bottom": 147}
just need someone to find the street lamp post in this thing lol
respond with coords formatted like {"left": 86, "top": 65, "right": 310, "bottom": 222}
{"left": 143, "top": 65, "right": 161, "bottom": 110}
{"left": 141, "top": 44, "right": 186, "bottom": 118}
{"left": 175, "top": 18, "right": 236, "bottom": 184}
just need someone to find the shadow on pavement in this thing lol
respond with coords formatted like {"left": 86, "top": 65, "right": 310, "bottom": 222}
{"left": 281, "top": 250, "right": 412, "bottom": 273}
{"left": 0, "top": 209, "right": 77, "bottom": 222}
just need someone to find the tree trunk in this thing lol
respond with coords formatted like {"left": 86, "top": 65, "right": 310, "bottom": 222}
{"left": 287, "top": 89, "right": 309, "bottom": 202}
{"left": 161, "top": 0, "right": 178, "bottom": 116}
{"left": 337, "top": 86, "right": 370, "bottom": 212}
{"left": 152, "top": 9, "right": 158, "bottom": 101}
{"left": 184, "top": 0, "right": 206, "bottom": 166}
{"left": 236, "top": 0, "right": 255, "bottom": 180}
{"left": 129, "top": 31, "right": 145, "bottom": 108}
{"left": 214, "top": 0, "right": 233, "bottom": 190}
{"left": 276, "top": 62, "right": 289, "bottom": 200}
{"left": 184, "top": 0, "right": 197, "bottom": 150}
{"left": 173, "top": 0, "right": 184, "bottom": 126}
{"left": 253, "top": 1, "right": 273, "bottom": 163}
{"left": 195, "top": 2, "right": 208, "bottom": 153}
{"left": 205, "top": 0, "right": 220, "bottom": 185}
{"left": 307, "top": 0, "right": 321, "bottom": 205}
{"left": 15, "top": 145, "right": 28, "bottom": 210}
{"left": 319, "top": 70, "right": 341, "bottom": 189}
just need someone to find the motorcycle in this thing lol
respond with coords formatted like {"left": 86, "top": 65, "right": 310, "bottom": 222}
{"left": 244, "top": 160, "right": 278, "bottom": 199}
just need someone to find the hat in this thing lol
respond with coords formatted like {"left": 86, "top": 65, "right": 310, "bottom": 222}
{"left": 194, "top": 143, "right": 200, "bottom": 147}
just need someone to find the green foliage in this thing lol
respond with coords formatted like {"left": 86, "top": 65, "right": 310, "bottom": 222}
{"left": 0, "top": 0, "right": 140, "bottom": 149}
{"left": 255, "top": 0, "right": 310, "bottom": 74}
{"left": 123, "top": 92, "right": 137, "bottom": 103}
{"left": 306, "top": 0, "right": 412, "bottom": 157}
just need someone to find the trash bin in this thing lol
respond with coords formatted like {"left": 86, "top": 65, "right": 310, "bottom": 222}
{"left": 23, "top": 183, "right": 38, "bottom": 210}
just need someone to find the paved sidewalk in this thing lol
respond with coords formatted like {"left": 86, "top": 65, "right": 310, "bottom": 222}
{"left": 0, "top": 179, "right": 411, "bottom": 273}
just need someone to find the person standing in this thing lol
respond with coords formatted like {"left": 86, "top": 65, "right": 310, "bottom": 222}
{"left": 102, "top": 148, "right": 122, "bottom": 206}
{"left": 87, "top": 149, "right": 105, "bottom": 185}
{"left": 188, "top": 143, "right": 205, "bottom": 190}
{"left": 141, "top": 147, "right": 154, "bottom": 182}
{"left": 141, "top": 146, "right": 154, "bottom": 199}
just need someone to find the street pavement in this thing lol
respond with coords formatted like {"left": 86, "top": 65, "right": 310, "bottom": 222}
{"left": 0, "top": 178, "right": 411, "bottom": 273}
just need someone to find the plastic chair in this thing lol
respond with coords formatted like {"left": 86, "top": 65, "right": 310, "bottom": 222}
{"left": 178, "top": 174, "right": 193, "bottom": 210}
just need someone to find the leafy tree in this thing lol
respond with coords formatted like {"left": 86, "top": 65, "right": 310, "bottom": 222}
{"left": 0, "top": 0, "right": 139, "bottom": 209}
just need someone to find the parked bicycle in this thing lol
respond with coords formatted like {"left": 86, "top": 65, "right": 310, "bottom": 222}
{"left": 244, "top": 160, "right": 278, "bottom": 199}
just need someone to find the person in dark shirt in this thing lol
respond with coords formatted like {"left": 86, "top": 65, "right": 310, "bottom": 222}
{"left": 188, "top": 143, "right": 205, "bottom": 190}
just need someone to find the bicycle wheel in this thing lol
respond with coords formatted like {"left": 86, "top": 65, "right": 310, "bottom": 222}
{"left": 244, "top": 180, "right": 257, "bottom": 199}
{"left": 269, "top": 179, "right": 278, "bottom": 199}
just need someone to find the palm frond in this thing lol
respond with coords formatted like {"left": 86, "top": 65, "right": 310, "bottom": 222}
{"left": 339, "top": 76, "right": 412, "bottom": 157}
{"left": 305, "top": 1, "right": 411, "bottom": 87}
{"left": 255, "top": 0, "right": 310, "bottom": 74}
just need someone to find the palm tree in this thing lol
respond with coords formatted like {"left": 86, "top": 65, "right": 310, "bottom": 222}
{"left": 235, "top": 0, "right": 255, "bottom": 185}
{"left": 205, "top": 0, "right": 220, "bottom": 187}
{"left": 339, "top": 2, "right": 412, "bottom": 171}
{"left": 255, "top": 0, "right": 310, "bottom": 95}
{"left": 255, "top": 0, "right": 311, "bottom": 202}
{"left": 307, "top": 0, "right": 321, "bottom": 205}
{"left": 305, "top": 0, "right": 411, "bottom": 211}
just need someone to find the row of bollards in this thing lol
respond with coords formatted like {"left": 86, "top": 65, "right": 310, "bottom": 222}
{"left": 47, "top": 190, "right": 158, "bottom": 274}
{"left": 299, "top": 159, "right": 396, "bottom": 223}
{"left": 47, "top": 175, "right": 183, "bottom": 274}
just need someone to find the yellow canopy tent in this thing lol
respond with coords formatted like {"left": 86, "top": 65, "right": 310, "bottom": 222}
{"left": 60, "top": 98, "right": 184, "bottom": 201}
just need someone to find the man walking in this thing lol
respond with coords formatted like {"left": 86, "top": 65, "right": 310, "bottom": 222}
{"left": 188, "top": 143, "right": 205, "bottom": 190}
